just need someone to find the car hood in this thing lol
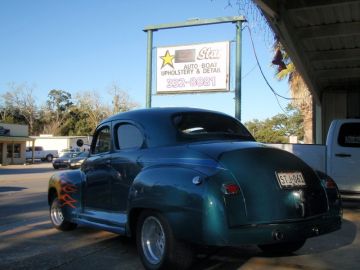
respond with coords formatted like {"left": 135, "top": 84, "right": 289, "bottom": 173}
{"left": 54, "top": 157, "right": 70, "bottom": 162}
{"left": 70, "top": 157, "right": 85, "bottom": 162}
{"left": 189, "top": 141, "right": 329, "bottom": 223}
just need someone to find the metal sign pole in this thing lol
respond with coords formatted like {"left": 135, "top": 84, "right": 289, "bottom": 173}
{"left": 144, "top": 16, "right": 245, "bottom": 114}
{"left": 145, "top": 29, "right": 153, "bottom": 108}
{"left": 235, "top": 20, "right": 243, "bottom": 121}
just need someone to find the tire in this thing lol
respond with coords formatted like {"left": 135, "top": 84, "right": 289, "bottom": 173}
{"left": 136, "top": 210, "right": 194, "bottom": 270}
{"left": 49, "top": 197, "right": 77, "bottom": 231}
{"left": 53, "top": 165, "right": 59, "bottom": 169}
{"left": 46, "top": 154, "right": 53, "bottom": 162}
{"left": 258, "top": 239, "right": 306, "bottom": 254}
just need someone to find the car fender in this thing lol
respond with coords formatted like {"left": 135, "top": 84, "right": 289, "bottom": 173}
{"left": 128, "top": 164, "right": 208, "bottom": 243}
{"left": 48, "top": 170, "right": 85, "bottom": 221}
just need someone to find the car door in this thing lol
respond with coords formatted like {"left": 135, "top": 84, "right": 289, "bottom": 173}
{"left": 82, "top": 124, "right": 113, "bottom": 210}
{"left": 34, "top": 146, "right": 42, "bottom": 159}
{"left": 110, "top": 122, "right": 144, "bottom": 212}
{"left": 329, "top": 121, "right": 360, "bottom": 192}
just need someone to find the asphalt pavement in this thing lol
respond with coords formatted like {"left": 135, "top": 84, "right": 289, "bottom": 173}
{"left": 1, "top": 163, "right": 360, "bottom": 270}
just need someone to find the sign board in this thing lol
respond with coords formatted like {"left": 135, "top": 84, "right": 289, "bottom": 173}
{"left": 156, "top": 41, "right": 230, "bottom": 93}
{"left": 0, "top": 126, "right": 10, "bottom": 136}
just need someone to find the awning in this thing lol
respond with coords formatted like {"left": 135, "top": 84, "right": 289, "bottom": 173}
{"left": 0, "top": 136, "right": 35, "bottom": 142}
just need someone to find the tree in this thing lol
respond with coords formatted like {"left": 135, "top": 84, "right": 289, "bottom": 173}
{"left": 0, "top": 92, "right": 12, "bottom": 122}
{"left": 245, "top": 106, "right": 304, "bottom": 143}
{"left": 42, "top": 90, "right": 73, "bottom": 135}
{"left": 61, "top": 106, "right": 94, "bottom": 136}
{"left": 273, "top": 41, "right": 313, "bottom": 143}
{"left": 2, "top": 83, "right": 38, "bottom": 134}
{"left": 108, "top": 83, "right": 138, "bottom": 114}
{"left": 1, "top": 82, "right": 138, "bottom": 136}
{"left": 226, "top": 1, "right": 313, "bottom": 143}
{"left": 74, "top": 91, "right": 112, "bottom": 133}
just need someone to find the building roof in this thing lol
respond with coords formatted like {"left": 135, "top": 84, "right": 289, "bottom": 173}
{"left": 254, "top": 0, "right": 360, "bottom": 103}
{"left": 0, "top": 136, "right": 35, "bottom": 142}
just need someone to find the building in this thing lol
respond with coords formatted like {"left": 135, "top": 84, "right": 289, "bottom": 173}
{"left": 0, "top": 123, "right": 34, "bottom": 165}
{"left": 26, "top": 135, "right": 92, "bottom": 154}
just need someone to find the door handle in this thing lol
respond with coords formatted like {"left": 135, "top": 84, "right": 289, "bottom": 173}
{"left": 335, "top": 153, "right": 352, "bottom": 157}
{"left": 105, "top": 159, "right": 111, "bottom": 166}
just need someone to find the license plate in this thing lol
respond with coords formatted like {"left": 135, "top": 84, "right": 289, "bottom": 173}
{"left": 276, "top": 172, "right": 306, "bottom": 189}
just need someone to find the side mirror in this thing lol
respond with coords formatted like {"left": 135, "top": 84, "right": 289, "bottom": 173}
{"left": 76, "top": 139, "right": 84, "bottom": 147}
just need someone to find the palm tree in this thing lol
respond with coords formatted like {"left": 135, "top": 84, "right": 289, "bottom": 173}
{"left": 272, "top": 41, "right": 313, "bottom": 143}
{"left": 228, "top": 0, "right": 313, "bottom": 143}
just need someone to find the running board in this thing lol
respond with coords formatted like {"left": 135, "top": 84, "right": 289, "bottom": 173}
{"left": 74, "top": 217, "right": 126, "bottom": 235}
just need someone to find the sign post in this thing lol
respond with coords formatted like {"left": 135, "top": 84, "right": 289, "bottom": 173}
{"left": 145, "top": 29, "right": 154, "bottom": 109}
{"left": 235, "top": 20, "right": 242, "bottom": 121}
{"left": 144, "top": 16, "right": 246, "bottom": 121}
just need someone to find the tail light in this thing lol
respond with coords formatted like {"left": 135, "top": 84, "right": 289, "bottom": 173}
{"left": 222, "top": 183, "right": 241, "bottom": 195}
{"left": 317, "top": 171, "right": 337, "bottom": 189}
{"left": 324, "top": 177, "right": 337, "bottom": 189}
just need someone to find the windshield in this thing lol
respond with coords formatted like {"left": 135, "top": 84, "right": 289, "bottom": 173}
{"left": 76, "top": 152, "right": 89, "bottom": 158}
{"left": 60, "top": 152, "right": 79, "bottom": 158}
{"left": 173, "top": 112, "right": 255, "bottom": 142}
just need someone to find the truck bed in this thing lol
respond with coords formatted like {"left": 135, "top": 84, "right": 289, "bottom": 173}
{"left": 266, "top": 143, "right": 326, "bottom": 173}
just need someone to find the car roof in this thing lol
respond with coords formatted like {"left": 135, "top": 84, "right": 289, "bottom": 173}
{"left": 100, "top": 107, "right": 224, "bottom": 123}
{"left": 99, "top": 107, "right": 235, "bottom": 148}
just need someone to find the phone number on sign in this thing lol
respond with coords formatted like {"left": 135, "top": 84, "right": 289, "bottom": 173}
{"left": 166, "top": 77, "right": 216, "bottom": 88}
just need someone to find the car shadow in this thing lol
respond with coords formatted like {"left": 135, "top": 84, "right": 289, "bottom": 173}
{"left": 1, "top": 216, "right": 358, "bottom": 270}
{"left": 190, "top": 218, "right": 358, "bottom": 269}
{"left": 0, "top": 166, "right": 55, "bottom": 175}
{"left": 0, "top": 186, "right": 28, "bottom": 192}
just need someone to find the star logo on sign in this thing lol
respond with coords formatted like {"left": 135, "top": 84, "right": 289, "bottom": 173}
{"left": 160, "top": 50, "right": 175, "bottom": 69}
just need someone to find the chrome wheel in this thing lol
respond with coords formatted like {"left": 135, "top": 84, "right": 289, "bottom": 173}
{"left": 50, "top": 199, "right": 64, "bottom": 226}
{"left": 141, "top": 216, "right": 166, "bottom": 265}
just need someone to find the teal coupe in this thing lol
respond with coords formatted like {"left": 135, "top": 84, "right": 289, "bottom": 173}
{"left": 48, "top": 107, "right": 342, "bottom": 270}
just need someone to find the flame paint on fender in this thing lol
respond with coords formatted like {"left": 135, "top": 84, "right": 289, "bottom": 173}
{"left": 59, "top": 179, "right": 77, "bottom": 208}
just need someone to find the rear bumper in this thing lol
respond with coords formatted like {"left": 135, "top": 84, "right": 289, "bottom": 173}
{"left": 340, "top": 190, "right": 360, "bottom": 201}
{"left": 203, "top": 214, "right": 342, "bottom": 246}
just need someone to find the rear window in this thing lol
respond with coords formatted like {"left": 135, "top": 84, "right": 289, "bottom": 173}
{"left": 173, "top": 112, "right": 254, "bottom": 142}
{"left": 338, "top": 123, "right": 360, "bottom": 147}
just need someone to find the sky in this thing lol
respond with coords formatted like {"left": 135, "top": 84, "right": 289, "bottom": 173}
{"left": 0, "top": 0, "right": 291, "bottom": 123}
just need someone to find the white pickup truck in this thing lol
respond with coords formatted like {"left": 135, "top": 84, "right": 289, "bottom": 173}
{"left": 26, "top": 146, "right": 59, "bottom": 162}
{"left": 268, "top": 119, "right": 360, "bottom": 200}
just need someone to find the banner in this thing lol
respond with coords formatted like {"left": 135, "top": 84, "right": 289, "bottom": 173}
{"left": 156, "top": 41, "right": 230, "bottom": 93}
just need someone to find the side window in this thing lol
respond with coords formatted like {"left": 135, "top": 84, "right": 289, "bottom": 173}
{"left": 338, "top": 123, "right": 360, "bottom": 147}
{"left": 92, "top": 126, "right": 111, "bottom": 154}
{"left": 115, "top": 124, "right": 144, "bottom": 150}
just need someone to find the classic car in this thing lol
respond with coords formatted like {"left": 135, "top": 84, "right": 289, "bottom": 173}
{"left": 69, "top": 151, "right": 89, "bottom": 169}
{"left": 48, "top": 107, "right": 342, "bottom": 270}
{"left": 52, "top": 152, "right": 81, "bottom": 169}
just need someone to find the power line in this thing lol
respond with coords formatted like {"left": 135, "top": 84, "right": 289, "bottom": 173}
{"left": 242, "top": 64, "right": 257, "bottom": 79}
{"left": 244, "top": 25, "right": 294, "bottom": 101}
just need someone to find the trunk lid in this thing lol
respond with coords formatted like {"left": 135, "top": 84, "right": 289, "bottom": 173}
{"left": 190, "top": 142, "right": 328, "bottom": 224}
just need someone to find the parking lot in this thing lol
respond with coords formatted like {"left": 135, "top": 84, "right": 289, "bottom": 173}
{"left": 0, "top": 163, "right": 360, "bottom": 270}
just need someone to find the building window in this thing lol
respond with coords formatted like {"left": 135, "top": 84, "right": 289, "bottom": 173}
{"left": 7, "top": 144, "right": 21, "bottom": 158}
